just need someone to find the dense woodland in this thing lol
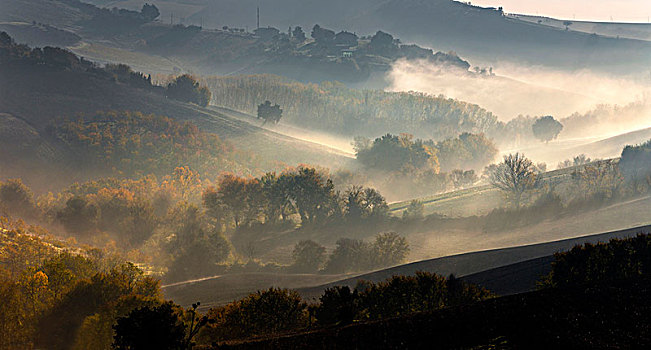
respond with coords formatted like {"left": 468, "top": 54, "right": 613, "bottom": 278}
{"left": 207, "top": 75, "right": 504, "bottom": 141}
{"left": 51, "top": 111, "right": 256, "bottom": 178}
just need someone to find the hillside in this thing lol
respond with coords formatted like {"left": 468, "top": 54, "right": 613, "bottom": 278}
{"left": 512, "top": 14, "right": 651, "bottom": 41}
{"left": 110, "top": 0, "right": 651, "bottom": 74}
{"left": 0, "top": 34, "right": 352, "bottom": 190}
{"left": 205, "top": 75, "right": 500, "bottom": 141}
{"left": 163, "top": 223, "right": 651, "bottom": 309}
{"left": 1, "top": 0, "right": 473, "bottom": 83}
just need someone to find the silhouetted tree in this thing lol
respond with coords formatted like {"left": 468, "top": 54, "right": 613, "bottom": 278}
{"left": 140, "top": 4, "right": 160, "bottom": 22}
{"left": 113, "top": 302, "right": 185, "bottom": 350}
{"left": 316, "top": 286, "right": 358, "bottom": 326}
{"left": 257, "top": 100, "right": 283, "bottom": 125}
{"left": 343, "top": 186, "right": 389, "bottom": 222}
{"left": 292, "top": 26, "right": 306, "bottom": 41}
{"left": 334, "top": 31, "right": 358, "bottom": 46}
{"left": 56, "top": 196, "right": 100, "bottom": 236}
{"left": 532, "top": 116, "right": 563, "bottom": 143}
{"left": 311, "top": 24, "right": 335, "bottom": 44}
{"left": 166, "top": 75, "right": 211, "bottom": 107}
{"left": 204, "top": 288, "right": 307, "bottom": 341}
{"left": 324, "top": 238, "right": 372, "bottom": 273}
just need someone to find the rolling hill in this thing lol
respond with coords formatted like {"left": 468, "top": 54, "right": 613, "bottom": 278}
{"left": 102, "top": 0, "right": 651, "bottom": 74}
{"left": 0, "top": 34, "right": 352, "bottom": 190}
{"left": 163, "top": 223, "right": 651, "bottom": 310}
{"left": 512, "top": 14, "right": 651, "bottom": 41}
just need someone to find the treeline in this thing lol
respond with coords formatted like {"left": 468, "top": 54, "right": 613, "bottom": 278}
{"left": 205, "top": 75, "right": 501, "bottom": 140}
{"left": 1, "top": 32, "right": 211, "bottom": 106}
{"left": 204, "top": 166, "right": 389, "bottom": 229}
{"left": 541, "top": 233, "right": 651, "bottom": 288}
{"left": 291, "top": 232, "right": 409, "bottom": 274}
{"left": 0, "top": 166, "right": 409, "bottom": 284}
{"left": 347, "top": 132, "right": 495, "bottom": 199}
{"left": 206, "top": 75, "right": 554, "bottom": 146}
{"left": 355, "top": 132, "right": 498, "bottom": 172}
{"left": 200, "top": 272, "right": 491, "bottom": 344}
{"left": 50, "top": 111, "right": 254, "bottom": 179}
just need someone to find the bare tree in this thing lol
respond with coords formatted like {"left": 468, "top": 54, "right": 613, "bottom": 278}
{"left": 489, "top": 153, "right": 539, "bottom": 208}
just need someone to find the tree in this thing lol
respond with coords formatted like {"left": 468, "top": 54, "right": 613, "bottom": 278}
{"left": 324, "top": 238, "right": 372, "bottom": 273}
{"left": 311, "top": 24, "right": 335, "bottom": 44}
{"left": 140, "top": 4, "right": 160, "bottom": 21}
{"left": 113, "top": 302, "right": 186, "bottom": 350}
{"left": 356, "top": 134, "right": 439, "bottom": 173}
{"left": 369, "top": 31, "right": 396, "bottom": 54}
{"left": 489, "top": 153, "right": 540, "bottom": 208}
{"left": 291, "top": 240, "right": 326, "bottom": 273}
{"left": 256, "top": 100, "right": 283, "bottom": 125}
{"left": 286, "top": 166, "right": 339, "bottom": 225}
{"left": 292, "top": 26, "right": 306, "bottom": 41}
{"left": 166, "top": 75, "right": 211, "bottom": 107}
{"left": 259, "top": 172, "right": 294, "bottom": 224}
{"left": 532, "top": 116, "right": 563, "bottom": 143}
{"left": 36, "top": 263, "right": 161, "bottom": 350}
{"left": 343, "top": 186, "right": 389, "bottom": 222}
{"left": 165, "top": 202, "right": 231, "bottom": 282}
{"left": 214, "top": 174, "right": 258, "bottom": 228}
{"left": 372, "top": 232, "right": 409, "bottom": 267}
{"left": 316, "top": 286, "right": 358, "bottom": 326}
{"left": 402, "top": 200, "right": 424, "bottom": 219}
{"left": 56, "top": 196, "right": 100, "bottom": 236}
{"left": 204, "top": 288, "right": 307, "bottom": 341}
{"left": 0, "top": 178, "right": 38, "bottom": 219}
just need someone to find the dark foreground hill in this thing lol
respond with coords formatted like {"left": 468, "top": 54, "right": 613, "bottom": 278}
{"left": 213, "top": 276, "right": 651, "bottom": 349}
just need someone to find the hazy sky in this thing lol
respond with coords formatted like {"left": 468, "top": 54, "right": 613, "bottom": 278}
{"left": 469, "top": 0, "right": 651, "bottom": 23}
